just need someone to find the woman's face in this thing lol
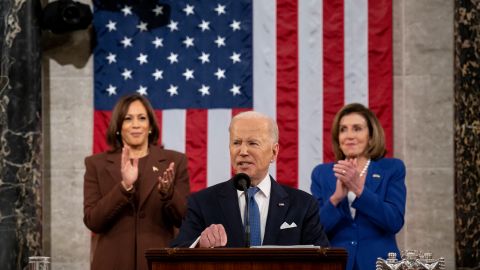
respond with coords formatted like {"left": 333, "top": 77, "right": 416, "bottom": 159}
{"left": 121, "top": 100, "right": 150, "bottom": 149}
{"left": 338, "top": 113, "right": 370, "bottom": 158}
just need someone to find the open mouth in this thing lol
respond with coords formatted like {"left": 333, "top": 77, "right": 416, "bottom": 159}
{"left": 237, "top": 161, "right": 254, "bottom": 168}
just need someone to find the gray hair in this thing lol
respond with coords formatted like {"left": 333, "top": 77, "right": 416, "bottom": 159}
{"left": 229, "top": 111, "right": 279, "bottom": 143}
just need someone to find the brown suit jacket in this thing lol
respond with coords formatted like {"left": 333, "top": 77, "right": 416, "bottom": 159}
{"left": 83, "top": 145, "right": 190, "bottom": 270}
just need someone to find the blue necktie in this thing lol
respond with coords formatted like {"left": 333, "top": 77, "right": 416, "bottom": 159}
{"left": 246, "top": 187, "right": 261, "bottom": 246}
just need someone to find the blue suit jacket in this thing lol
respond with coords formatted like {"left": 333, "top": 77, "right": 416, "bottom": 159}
{"left": 311, "top": 158, "right": 406, "bottom": 270}
{"left": 172, "top": 176, "right": 329, "bottom": 247}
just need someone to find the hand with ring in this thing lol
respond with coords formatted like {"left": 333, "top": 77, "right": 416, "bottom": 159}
{"left": 334, "top": 159, "right": 364, "bottom": 196}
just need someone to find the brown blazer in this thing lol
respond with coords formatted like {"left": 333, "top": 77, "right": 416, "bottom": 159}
{"left": 83, "top": 146, "right": 190, "bottom": 270}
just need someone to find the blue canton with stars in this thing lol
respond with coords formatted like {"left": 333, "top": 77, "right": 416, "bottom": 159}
{"left": 93, "top": 0, "right": 253, "bottom": 110}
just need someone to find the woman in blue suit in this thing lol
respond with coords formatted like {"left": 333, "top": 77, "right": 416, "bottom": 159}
{"left": 311, "top": 103, "right": 406, "bottom": 270}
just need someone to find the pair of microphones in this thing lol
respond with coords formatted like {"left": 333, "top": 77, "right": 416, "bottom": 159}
{"left": 232, "top": 173, "right": 254, "bottom": 247}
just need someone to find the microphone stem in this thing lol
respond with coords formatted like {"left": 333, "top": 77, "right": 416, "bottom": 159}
{"left": 244, "top": 187, "right": 250, "bottom": 248}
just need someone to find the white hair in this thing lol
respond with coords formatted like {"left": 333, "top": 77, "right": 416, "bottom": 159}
{"left": 229, "top": 111, "right": 279, "bottom": 143}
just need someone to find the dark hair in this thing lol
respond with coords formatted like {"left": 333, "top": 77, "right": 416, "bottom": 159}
{"left": 106, "top": 94, "right": 159, "bottom": 151}
{"left": 331, "top": 103, "right": 386, "bottom": 161}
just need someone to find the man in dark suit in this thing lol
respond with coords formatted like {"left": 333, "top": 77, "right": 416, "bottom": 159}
{"left": 172, "top": 111, "right": 329, "bottom": 248}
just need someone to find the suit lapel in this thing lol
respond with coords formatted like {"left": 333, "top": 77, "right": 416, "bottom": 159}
{"left": 218, "top": 181, "right": 245, "bottom": 246}
{"left": 105, "top": 152, "right": 121, "bottom": 187}
{"left": 263, "top": 177, "right": 289, "bottom": 245}
{"left": 364, "top": 160, "right": 382, "bottom": 193}
{"left": 138, "top": 147, "right": 167, "bottom": 209}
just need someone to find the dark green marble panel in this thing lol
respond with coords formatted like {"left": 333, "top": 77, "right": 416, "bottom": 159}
{"left": 0, "top": 0, "right": 42, "bottom": 269}
{"left": 454, "top": 0, "right": 480, "bottom": 269}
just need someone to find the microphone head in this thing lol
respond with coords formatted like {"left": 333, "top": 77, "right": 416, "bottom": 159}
{"left": 232, "top": 173, "right": 251, "bottom": 191}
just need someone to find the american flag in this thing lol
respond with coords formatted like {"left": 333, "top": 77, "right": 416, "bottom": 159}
{"left": 93, "top": 0, "right": 393, "bottom": 193}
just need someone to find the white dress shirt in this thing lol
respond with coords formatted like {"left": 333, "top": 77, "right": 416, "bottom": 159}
{"left": 189, "top": 174, "right": 272, "bottom": 248}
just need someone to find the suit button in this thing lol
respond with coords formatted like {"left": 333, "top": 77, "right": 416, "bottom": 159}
{"left": 350, "top": 241, "right": 357, "bottom": 246}
{"left": 139, "top": 212, "right": 146, "bottom": 218}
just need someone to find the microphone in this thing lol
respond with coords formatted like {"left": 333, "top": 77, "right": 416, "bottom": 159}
{"left": 232, "top": 173, "right": 251, "bottom": 247}
{"left": 233, "top": 172, "right": 251, "bottom": 192}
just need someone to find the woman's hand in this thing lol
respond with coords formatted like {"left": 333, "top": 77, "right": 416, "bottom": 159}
{"left": 333, "top": 159, "right": 365, "bottom": 197}
{"left": 157, "top": 162, "right": 175, "bottom": 195}
{"left": 329, "top": 179, "right": 348, "bottom": 206}
{"left": 121, "top": 146, "right": 138, "bottom": 190}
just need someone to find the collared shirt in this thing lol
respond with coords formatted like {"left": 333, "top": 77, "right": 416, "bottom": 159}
{"left": 237, "top": 174, "right": 271, "bottom": 244}
{"left": 189, "top": 174, "right": 272, "bottom": 248}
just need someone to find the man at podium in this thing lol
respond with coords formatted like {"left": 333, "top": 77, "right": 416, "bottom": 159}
{"left": 172, "top": 111, "right": 329, "bottom": 248}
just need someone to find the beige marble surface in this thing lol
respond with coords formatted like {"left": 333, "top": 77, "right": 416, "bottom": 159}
{"left": 393, "top": 0, "right": 454, "bottom": 269}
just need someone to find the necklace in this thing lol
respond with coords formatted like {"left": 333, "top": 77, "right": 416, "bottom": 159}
{"left": 359, "top": 159, "right": 371, "bottom": 177}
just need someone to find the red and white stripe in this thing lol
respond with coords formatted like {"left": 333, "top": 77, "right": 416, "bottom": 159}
{"left": 97, "top": 0, "right": 393, "bottom": 193}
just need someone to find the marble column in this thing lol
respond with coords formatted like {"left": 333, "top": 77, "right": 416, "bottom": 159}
{"left": 0, "top": 0, "right": 43, "bottom": 269}
{"left": 454, "top": 0, "right": 480, "bottom": 269}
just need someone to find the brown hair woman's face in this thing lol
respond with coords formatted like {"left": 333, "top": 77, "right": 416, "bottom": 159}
{"left": 338, "top": 113, "right": 370, "bottom": 159}
{"left": 121, "top": 100, "right": 150, "bottom": 149}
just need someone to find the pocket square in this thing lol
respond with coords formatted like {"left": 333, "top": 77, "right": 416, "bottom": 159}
{"left": 372, "top": 173, "right": 381, "bottom": 179}
{"left": 280, "top": 222, "right": 297, "bottom": 229}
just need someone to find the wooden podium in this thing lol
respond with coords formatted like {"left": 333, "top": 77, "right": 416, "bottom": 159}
{"left": 146, "top": 247, "right": 347, "bottom": 270}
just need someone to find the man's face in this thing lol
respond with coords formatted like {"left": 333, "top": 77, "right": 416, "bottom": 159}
{"left": 229, "top": 117, "right": 279, "bottom": 185}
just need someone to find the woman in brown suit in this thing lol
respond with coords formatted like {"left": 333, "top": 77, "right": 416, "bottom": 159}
{"left": 83, "top": 94, "right": 190, "bottom": 270}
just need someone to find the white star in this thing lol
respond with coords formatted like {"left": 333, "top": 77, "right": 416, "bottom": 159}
{"left": 183, "top": 36, "right": 194, "bottom": 48}
{"left": 167, "top": 84, "right": 178, "bottom": 96}
{"left": 214, "top": 68, "right": 226, "bottom": 80}
{"left": 198, "top": 20, "right": 210, "bottom": 32}
{"left": 182, "top": 68, "right": 194, "bottom": 80}
{"left": 120, "top": 37, "right": 132, "bottom": 48}
{"left": 121, "top": 69, "right": 132, "bottom": 80}
{"left": 136, "top": 53, "right": 148, "bottom": 65}
{"left": 136, "top": 85, "right": 148, "bottom": 96}
{"left": 152, "top": 69, "right": 163, "bottom": 80}
{"left": 121, "top": 5, "right": 132, "bottom": 16}
{"left": 167, "top": 52, "right": 178, "bottom": 64}
{"left": 230, "top": 84, "right": 241, "bottom": 96}
{"left": 106, "top": 20, "right": 117, "bottom": 31}
{"left": 214, "top": 36, "right": 226, "bottom": 48}
{"left": 153, "top": 5, "right": 163, "bottom": 16}
{"left": 230, "top": 52, "right": 241, "bottom": 63}
{"left": 230, "top": 20, "right": 241, "bottom": 31}
{"left": 136, "top": 21, "right": 148, "bottom": 32}
{"left": 198, "top": 52, "right": 210, "bottom": 64}
{"left": 214, "top": 4, "right": 226, "bottom": 15}
{"left": 152, "top": 37, "right": 163, "bottom": 48}
{"left": 106, "top": 84, "right": 117, "bottom": 96}
{"left": 167, "top": 20, "right": 179, "bottom": 32}
{"left": 198, "top": 84, "right": 210, "bottom": 96}
{"left": 183, "top": 4, "right": 194, "bottom": 16}
{"left": 106, "top": 53, "right": 116, "bottom": 64}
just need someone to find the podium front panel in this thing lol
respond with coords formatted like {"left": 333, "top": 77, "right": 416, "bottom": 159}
{"left": 145, "top": 248, "right": 347, "bottom": 270}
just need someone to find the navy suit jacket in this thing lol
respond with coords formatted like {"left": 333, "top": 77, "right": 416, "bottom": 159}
{"left": 172, "top": 176, "right": 329, "bottom": 247}
{"left": 311, "top": 158, "right": 406, "bottom": 270}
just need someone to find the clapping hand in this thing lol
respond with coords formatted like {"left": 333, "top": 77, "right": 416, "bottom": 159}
{"left": 157, "top": 162, "right": 175, "bottom": 195}
{"left": 121, "top": 146, "right": 138, "bottom": 190}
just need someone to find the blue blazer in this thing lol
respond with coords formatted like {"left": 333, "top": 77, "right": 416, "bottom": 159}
{"left": 172, "top": 176, "right": 329, "bottom": 247}
{"left": 311, "top": 158, "right": 406, "bottom": 270}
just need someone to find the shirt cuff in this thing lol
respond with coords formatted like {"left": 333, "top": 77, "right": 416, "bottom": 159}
{"left": 189, "top": 236, "right": 201, "bottom": 248}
